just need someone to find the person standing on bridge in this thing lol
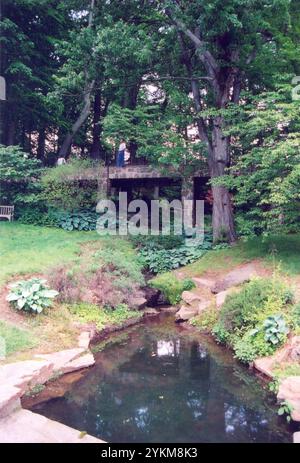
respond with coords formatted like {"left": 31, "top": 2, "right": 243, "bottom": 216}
{"left": 116, "top": 139, "right": 126, "bottom": 168}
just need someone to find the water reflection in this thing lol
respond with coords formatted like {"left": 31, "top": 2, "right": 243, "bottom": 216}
{"left": 27, "top": 315, "right": 294, "bottom": 443}
{"left": 157, "top": 340, "right": 180, "bottom": 357}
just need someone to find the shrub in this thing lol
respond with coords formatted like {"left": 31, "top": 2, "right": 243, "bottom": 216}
{"left": 190, "top": 308, "right": 217, "bottom": 332}
{"left": 150, "top": 274, "right": 195, "bottom": 305}
{"left": 292, "top": 303, "right": 300, "bottom": 327}
{"left": 140, "top": 246, "right": 206, "bottom": 274}
{"left": 212, "top": 322, "right": 231, "bottom": 344}
{"left": 212, "top": 275, "right": 294, "bottom": 364}
{"left": 263, "top": 314, "right": 289, "bottom": 345}
{"left": 6, "top": 278, "right": 58, "bottom": 314}
{"left": 233, "top": 329, "right": 277, "bottom": 363}
{"left": 41, "top": 159, "right": 99, "bottom": 211}
{"left": 216, "top": 277, "right": 292, "bottom": 334}
{"left": 48, "top": 239, "right": 145, "bottom": 309}
{"left": 57, "top": 211, "right": 98, "bottom": 231}
{"left": 18, "top": 208, "right": 58, "bottom": 227}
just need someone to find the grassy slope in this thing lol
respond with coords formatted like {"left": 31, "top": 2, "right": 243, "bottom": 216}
{"left": 0, "top": 223, "right": 142, "bottom": 360}
{"left": 185, "top": 234, "right": 300, "bottom": 276}
{"left": 0, "top": 223, "right": 100, "bottom": 284}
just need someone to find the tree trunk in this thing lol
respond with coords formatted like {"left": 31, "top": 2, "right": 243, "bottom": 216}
{"left": 58, "top": 0, "right": 96, "bottom": 158}
{"left": 58, "top": 81, "right": 95, "bottom": 159}
{"left": 37, "top": 126, "right": 46, "bottom": 161}
{"left": 91, "top": 90, "right": 102, "bottom": 159}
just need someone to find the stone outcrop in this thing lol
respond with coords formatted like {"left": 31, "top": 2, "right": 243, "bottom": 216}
{"left": 277, "top": 377, "right": 300, "bottom": 422}
{"left": 294, "top": 432, "right": 300, "bottom": 443}
{"left": 0, "top": 409, "right": 104, "bottom": 443}
{"left": 181, "top": 291, "right": 202, "bottom": 305}
{"left": 176, "top": 305, "right": 199, "bottom": 322}
{"left": 211, "top": 263, "right": 258, "bottom": 294}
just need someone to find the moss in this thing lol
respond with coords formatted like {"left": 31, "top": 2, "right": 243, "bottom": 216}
{"left": 150, "top": 273, "right": 195, "bottom": 305}
{"left": 68, "top": 303, "right": 142, "bottom": 330}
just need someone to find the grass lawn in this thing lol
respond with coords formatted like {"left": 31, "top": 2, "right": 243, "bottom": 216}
{"left": 0, "top": 222, "right": 101, "bottom": 284}
{"left": 185, "top": 234, "right": 300, "bottom": 276}
{"left": 0, "top": 320, "right": 36, "bottom": 356}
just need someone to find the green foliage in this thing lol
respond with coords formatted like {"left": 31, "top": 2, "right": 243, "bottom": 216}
{"left": 292, "top": 303, "right": 300, "bottom": 327}
{"left": 0, "top": 145, "right": 41, "bottom": 182}
{"left": 41, "top": 160, "right": 98, "bottom": 211}
{"left": 278, "top": 400, "right": 294, "bottom": 423}
{"left": 18, "top": 208, "right": 58, "bottom": 227}
{"left": 226, "top": 82, "right": 300, "bottom": 236}
{"left": 150, "top": 274, "right": 195, "bottom": 305}
{"left": 68, "top": 302, "right": 141, "bottom": 331}
{"left": 140, "top": 245, "right": 206, "bottom": 274}
{"left": 6, "top": 278, "right": 59, "bottom": 314}
{"left": 0, "top": 145, "right": 42, "bottom": 211}
{"left": 58, "top": 211, "right": 98, "bottom": 231}
{"left": 233, "top": 329, "right": 277, "bottom": 363}
{"left": 190, "top": 308, "right": 217, "bottom": 333}
{"left": 263, "top": 315, "right": 289, "bottom": 345}
{"left": 212, "top": 276, "right": 293, "bottom": 363}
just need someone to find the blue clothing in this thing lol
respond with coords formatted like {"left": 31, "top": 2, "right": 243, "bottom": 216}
{"left": 116, "top": 150, "right": 125, "bottom": 167}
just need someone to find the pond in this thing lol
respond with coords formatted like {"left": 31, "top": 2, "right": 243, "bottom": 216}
{"left": 26, "top": 314, "right": 295, "bottom": 443}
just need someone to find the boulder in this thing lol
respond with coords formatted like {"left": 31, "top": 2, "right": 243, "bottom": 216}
{"left": 211, "top": 263, "right": 258, "bottom": 294}
{"left": 131, "top": 297, "right": 147, "bottom": 310}
{"left": 197, "top": 300, "right": 211, "bottom": 314}
{"left": 143, "top": 308, "right": 160, "bottom": 317}
{"left": 175, "top": 305, "right": 198, "bottom": 322}
{"left": 0, "top": 385, "right": 22, "bottom": 418}
{"left": 254, "top": 357, "right": 275, "bottom": 379}
{"left": 181, "top": 291, "right": 201, "bottom": 305}
{"left": 294, "top": 432, "right": 300, "bottom": 443}
{"left": 277, "top": 376, "right": 300, "bottom": 422}
{"left": 215, "top": 289, "right": 236, "bottom": 309}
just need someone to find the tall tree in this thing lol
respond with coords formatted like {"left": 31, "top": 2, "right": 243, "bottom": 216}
{"left": 157, "top": 0, "right": 291, "bottom": 242}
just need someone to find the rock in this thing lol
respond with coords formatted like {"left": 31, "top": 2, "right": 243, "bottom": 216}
{"left": 175, "top": 305, "right": 198, "bottom": 322}
{"left": 62, "top": 353, "right": 95, "bottom": 375}
{"left": 35, "top": 348, "right": 85, "bottom": 374}
{"left": 294, "top": 432, "right": 300, "bottom": 443}
{"left": 131, "top": 297, "right": 147, "bottom": 310}
{"left": 254, "top": 357, "right": 275, "bottom": 379}
{"left": 197, "top": 300, "right": 211, "bottom": 314}
{"left": 192, "top": 277, "right": 215, "bottom": 290}
{"left": 143, "top": 308, "right": 160, "bottom": 317}
{"left": 0, "top": 360, "right": 54, "bottom": 393}
{"left": 0, "top": 409, "right": 105, "bottom": 443}
{"left": 211, "top": 263, "right": 258, "bottom": 294}
{"left": 78, "top": 332, "right": 91, "bottom": 350}
{"left": 181, "top": 291, "right": 201, "bottom": 305}
{"left": 216, "top": 289, "right": 233, "bottom": 309}
{"left": 288, "top": 337, "right": 300, "bottom": 362}
{"left": 143, "top": 286, "right": 160, "bottom": 306}
{"left": 277, "top": 376, "right": 300, "bottom": 422}
{"left": 158, "top": 306, "right": 178, "bottom": 314}
{"left": 0, "top": 385, "right": 22, "bottom": 418}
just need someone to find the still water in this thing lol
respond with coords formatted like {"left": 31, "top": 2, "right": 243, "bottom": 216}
{"left": 27, "top": 315, "right": 294, "bottom": 443}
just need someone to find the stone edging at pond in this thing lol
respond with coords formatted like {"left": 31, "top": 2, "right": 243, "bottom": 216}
{"left": 173, "top": 263, "right": 300, "bottom": 443}
{"left": 0, "top": 311, "right": 158, "bottom": 443}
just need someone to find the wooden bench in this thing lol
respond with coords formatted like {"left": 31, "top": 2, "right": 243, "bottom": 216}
{"left": 0, "top": 205, "right": 14, "bottom": 221}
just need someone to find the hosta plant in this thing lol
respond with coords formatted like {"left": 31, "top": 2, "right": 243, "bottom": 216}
{"left": 6, "top": 278, "right": 59, "bottom": 314}
{"left": 263, "top": 314, "right": 289, "bottom": 345}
